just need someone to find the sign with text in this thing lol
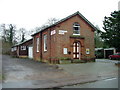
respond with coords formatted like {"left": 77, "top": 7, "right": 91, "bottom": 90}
{"left": 86, "top": 48, "right": 90, "bottom": 54}
{"left": 63, "top": 48, "right": 67, "bottom": 54}
{"left": 59, "top": 30, "right": 67, "bottom": 35}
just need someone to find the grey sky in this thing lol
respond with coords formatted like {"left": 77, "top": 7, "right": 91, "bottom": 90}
{"left": 0, "top": 0, "right": 119, "bottom": 31}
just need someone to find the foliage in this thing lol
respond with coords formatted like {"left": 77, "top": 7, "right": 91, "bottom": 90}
{"left": 95, "top": 49, "right": 104, "bottom": 58}
{"left": 94, "top": 26, "right": 104, "bottom": 48}
{"left": 19, "top": 28, "right": 26, "bottom": 42}
{"left": 0, "top": 24, "right": 17, "bottom": 54}
{"left": 48, "top": 57, "right": 71, "bottom": 60}
{"left": 9, "top": 24, "right": 14, "bottom": 44}
{"left": 58, "top": 57, "right": 71, "bottom": 60}
{"left": 1, "top": 24, "right": 17, "bottom": 45}
{"left": 0, "top": 74, "right": 5, "bottom": 80}
{"left": 94, "top": 26, "right": 109, "bottom": 48}
{"left": 2, "top": 41, "right": 12, "bottom": 55}
{"left": 101, "top": 11, "right": 120, "bottom": 51}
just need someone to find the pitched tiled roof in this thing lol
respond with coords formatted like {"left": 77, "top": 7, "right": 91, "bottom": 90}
{"left": 32, "top": 11, "right": 97, "bottom": 36}
{"left": 12, "top": 38, "right": 33, "bottom": 47}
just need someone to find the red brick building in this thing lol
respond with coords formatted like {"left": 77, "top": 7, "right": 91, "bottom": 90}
{"left": 32, "top": 11, "right": 97, "bottom": 62}
{"left": 11, "top": 44, "right": 19, "bottom": 57}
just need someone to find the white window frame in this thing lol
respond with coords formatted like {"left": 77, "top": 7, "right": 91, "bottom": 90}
{"left": 21, "top": 46, "right": 26, "bottom": 50}
{"left": 44, "top": 34, "right": 47, "bottom": 52}
{"left": 36, "top": 37, "right": 39, "bottom": 52}
{"left": 73, "top": 22, "right": 80, "bottom": 35}
{"left": 63, "top": 48, "right": 67, "bottom": 54}
{"left": 11, "top": 48, "right": 14, "bottom": 52}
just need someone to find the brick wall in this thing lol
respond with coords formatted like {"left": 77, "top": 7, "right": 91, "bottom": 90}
{"left": 33, "top": 33, "right": 41, "bottom": 61}
{"left": 33, "top": 14, "right": 95, "bottom": 61}
{"left": 54, "top": 14, "right": 95, "bottom": 60}
{"left": 19, "top": 39, "right": 33, "bottom": 57}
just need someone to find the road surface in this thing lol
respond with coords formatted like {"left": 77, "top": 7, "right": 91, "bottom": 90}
{"left": 63, "top": 77, "right": 118, "bottom": 88}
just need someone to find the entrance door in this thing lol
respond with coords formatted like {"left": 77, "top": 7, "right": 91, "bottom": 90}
{"left": 28, "top": 46, "right": 33, "bottom": 59}
{"left": 73, "top": 42, "right": 80, "bottom": 59}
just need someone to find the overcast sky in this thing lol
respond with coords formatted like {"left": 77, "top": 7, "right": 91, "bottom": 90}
{"left": 0, "top": 0, "right": 119, "bottom": 31}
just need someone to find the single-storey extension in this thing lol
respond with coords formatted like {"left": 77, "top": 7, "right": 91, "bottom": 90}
{"left": 11, "top": 38, "right": 33, "bottom": 58}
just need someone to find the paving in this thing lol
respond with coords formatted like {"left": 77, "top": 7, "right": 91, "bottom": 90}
{"left": 2, "top": 55, "right": 119, "bottom": 88}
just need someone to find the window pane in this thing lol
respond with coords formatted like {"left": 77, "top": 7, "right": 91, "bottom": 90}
{"left": 73, "top": 54, "right": 75, "bottom": 58}
{"left": 36, "top": 38, "right": 39, "bottom": 52}
{"left": 74, "top": 27, "right": 79, "bottom": 30}
{"left": 73, "top": 30, "right": 79, "bottom": 34}
{"left": 73, "top": 46, "right": 75, "bottom": 52}
{"left": 73, "top": 23, "right": 80, "bottom": 34}
{"left": 77, "top": 47, "right": 79, "bottom": 52}
{"left": 44, "top": 34, "right": 47, "bottom": 51}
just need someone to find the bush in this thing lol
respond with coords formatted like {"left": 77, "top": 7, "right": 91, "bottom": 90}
{"left": 95, "top": 49, "right": 104, "bottom": 58}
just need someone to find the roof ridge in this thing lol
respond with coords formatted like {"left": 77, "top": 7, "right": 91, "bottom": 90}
{"left": 12, "top": 38, "right": 33, "bottom": 47}
{"left": 32, "top": 11, "right": 97, "bottom": 36}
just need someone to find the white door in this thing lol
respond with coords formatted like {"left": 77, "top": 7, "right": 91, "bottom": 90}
{"left": 28, "top": 46, "right": 33, "bottom": 59}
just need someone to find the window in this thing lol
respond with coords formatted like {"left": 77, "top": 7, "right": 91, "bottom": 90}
{"left": 14, "top": 47, "right": 17, "bottom": 51}
{"left": 44, "top": 34, "right": 47, "bottom": 51}
{"left": 21, "top": 46, "right": 26, "bottom": 50}
{"left": 63, "top": 48, "right": 67, "bottom": 54}
{"left": 11, "top": 48, "right": 14, "bottom": 52}
{"left": 11, "top": 47, "right": 17, "bottom": 52}
{"left": 73, "top": 22, "right": 80, "bottom": 35}
{"left": 36, "top": 38, "right": 39, "bottom": 52}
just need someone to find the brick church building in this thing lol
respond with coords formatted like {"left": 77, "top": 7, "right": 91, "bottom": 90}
{"left": 32, "top": 11, "right": 97, "bottom": 62}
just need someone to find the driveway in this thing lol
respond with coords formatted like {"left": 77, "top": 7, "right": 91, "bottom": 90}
{"left": 2, "top": 56, "right": 119, "bottom": 88}
{"left": 58, "top": 59, "right": 118, "bottom": 78}
{"left": 58, "top": 59, "right": 118, "bottom": 88}
{"left": 2, "top": 55, "right": 71, "bottom": 88}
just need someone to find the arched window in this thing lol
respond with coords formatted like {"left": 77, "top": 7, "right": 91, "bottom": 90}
{"left": 73, "top": 22, "right": 80, "bottom": 35}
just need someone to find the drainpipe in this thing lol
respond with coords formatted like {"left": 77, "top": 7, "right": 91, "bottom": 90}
{"left": 49, "top": 29, "right": 51, "bottom": 62}
{"left": 40, "top": 32, "right": 42, "bottom": 61}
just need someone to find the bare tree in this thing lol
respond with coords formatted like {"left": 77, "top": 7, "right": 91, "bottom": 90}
{"left": 0, "top": 24, "right": 17, "bottom": 54}
{"left": 19, "top": 28, "right": 26, "bottom": 42}
{"left": 9, "top": 24, "right": 16, "bottom": 44}
{"left": 1, "top": 24, "right": 7, "bottom": 42}
{"left": 34, "top": 18, "right": 59, "bottom": 32}
{"left": 46, "top": 18, "right": 59, "bottom": 26}
{"left": 0, "top": 24, "right": 16, "bottom": 44}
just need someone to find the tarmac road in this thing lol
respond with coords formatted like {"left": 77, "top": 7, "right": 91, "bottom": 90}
{"left": 2, "top": 55, "right": 119, "bottom": 88}
{"left": 63, "top": 77, "right": 118, "bottom": 88}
